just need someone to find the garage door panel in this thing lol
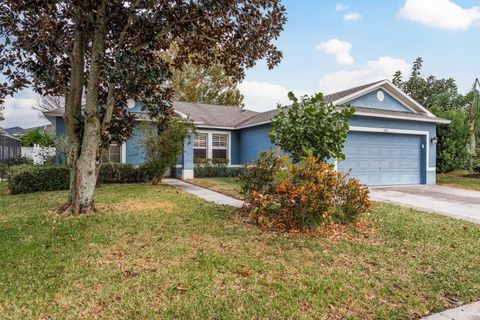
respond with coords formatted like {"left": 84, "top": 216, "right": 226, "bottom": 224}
{"left": 338, "top": 132, "right": 422, "bottom": 186}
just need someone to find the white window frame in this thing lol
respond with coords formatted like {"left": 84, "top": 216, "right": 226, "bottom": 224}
{"left": 102, "top": 142, "right": 126, "bottom": 164}
{"left": 196, "top": 130, "right": 231, "bottom": 163}
{"left": 193, "top": 132, "right": 208, "bottom": 158}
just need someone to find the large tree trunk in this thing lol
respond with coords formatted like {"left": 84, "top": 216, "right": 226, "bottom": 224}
{"left": 59, "top": 1, "right": 107, "bottom": 215}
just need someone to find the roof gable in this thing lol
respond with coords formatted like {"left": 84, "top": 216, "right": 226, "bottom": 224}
{"left": 331, "top": 79, "right": 435, "bottom": 117}
{"left": 349, "top": 89, "right": 413, "bottom": 113}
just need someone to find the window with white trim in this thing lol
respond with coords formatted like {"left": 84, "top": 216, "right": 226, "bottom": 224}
{"left": 212, "top": 133, "right": 228, "bottom": 159}
{"left": 194, "top": 133, "right": 208, "bottom": 158}
{"left": 102, "top": 143, "right": 121, "bottom": 163}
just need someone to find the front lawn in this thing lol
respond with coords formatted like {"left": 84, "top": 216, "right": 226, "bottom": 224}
{"left": 437, "top": 171, "right": 480, "bottom": 191}
{"left": 188, "top": 177, "right": 243, "bottom": 199}
{"left": 1, "top": 183, "right": 480, "bottom": 319}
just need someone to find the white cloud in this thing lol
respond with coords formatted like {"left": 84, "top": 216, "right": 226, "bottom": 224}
{"left": 239, "top": 81, "right": 310, "bottom": 112}
{"left": 315, "top": 38, "right": 354, "bottom": 65}
{"left": 2, "top": 89, "right": 47, "bottom": 128}
{"left": 336, "top": 3, "right": 349, "bottom": 11}
{"left": 318, "top": 56, "right": 411, "bottom": 94}
{"left": 397, "top": 0, "right": 480, "bottom": 30}
{"left": 343, "top": 12, "right": 362, "bottom": 21}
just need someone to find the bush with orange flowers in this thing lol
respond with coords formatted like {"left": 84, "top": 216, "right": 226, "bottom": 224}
{"left": 239, "top": 151, "right": 371, "bottom": 230}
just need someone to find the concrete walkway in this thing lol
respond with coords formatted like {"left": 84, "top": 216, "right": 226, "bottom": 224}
{"left": 163, "top": 178, "right": 244, "bottom": 207}
{"left": 370, "top": 185, "right": 480, "bottom": 224}
{"left": 423, "top": 300, "right": 480, "bottom": 319}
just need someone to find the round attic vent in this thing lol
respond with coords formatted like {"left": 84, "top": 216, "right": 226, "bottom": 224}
{"left": 126, "top": 99, "right": 136, "bottom": 109}
{"left": 377, "top": 90, "right": 385, "bottom": 102}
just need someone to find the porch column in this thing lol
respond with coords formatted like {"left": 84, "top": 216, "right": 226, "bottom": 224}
{"left": 182, "top": 132, "right": 194, "bottom": 180}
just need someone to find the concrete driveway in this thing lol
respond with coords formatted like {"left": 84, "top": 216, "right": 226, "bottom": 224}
{"left": 370, "top": 185, "right": 480, "bottom": 224}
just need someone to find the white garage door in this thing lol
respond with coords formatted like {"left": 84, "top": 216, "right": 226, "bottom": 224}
{"left": 338, "top": 131, "right": 423, "bottom": 186}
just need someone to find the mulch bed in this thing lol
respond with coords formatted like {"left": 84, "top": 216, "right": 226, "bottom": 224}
{"left": 463, "top": 174, "right": 480, "bottom": 179}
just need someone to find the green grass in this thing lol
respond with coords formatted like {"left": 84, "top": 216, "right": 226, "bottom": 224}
{"left": 437, "top": 171, "right": 480, "bottom": 191}
{"left": 188, "top": 177, "right": 244, "bottom": 199}
{"left": 1, "top": 182, "right": 480, "bottom": 319}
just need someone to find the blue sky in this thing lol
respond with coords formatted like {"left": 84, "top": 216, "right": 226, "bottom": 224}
{"left": 2, "top": 0, "right": 480, "bottom": 128}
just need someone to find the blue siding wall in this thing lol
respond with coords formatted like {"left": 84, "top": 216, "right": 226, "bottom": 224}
{"left": 126, "top": 125, "right": 146, "bottom": 164}
{"left": 350, "top": 89, "right": 413, "bottom": 113}
{"left": 238, "top": 124, "right": 275, "bottom": 163}
{"left": 183, "top": 132, "right": 194, "bottom": 170}
{"left": 55, "top": 117, "right": 66, "bottom": 136}
{"left": 230, "top": 130, "right": 240, "bottom": 165}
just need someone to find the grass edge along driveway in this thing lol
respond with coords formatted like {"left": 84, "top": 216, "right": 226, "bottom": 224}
{"left": 0, "top": 182, "right": 479, "bottom": 319}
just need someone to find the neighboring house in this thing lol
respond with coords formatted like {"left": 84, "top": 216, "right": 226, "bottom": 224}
{"left": 44, "top": 79, "right": 450, "bottom": 186}
{"left": 5, "top": 124, "right": 56, "bottom": 136}
{"left": 0, "top": 127, "right": 22, "bottom": 163}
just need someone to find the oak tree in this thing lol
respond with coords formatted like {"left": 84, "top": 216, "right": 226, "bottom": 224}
{"left": 0, "top": 0, "right": 286, "bottom": 214}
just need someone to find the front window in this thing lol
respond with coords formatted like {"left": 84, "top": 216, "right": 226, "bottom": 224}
{"left": 102, "top": 143, "right": 121, "bottom": 163}
{"left": 194, "top": 133, "right": 207, "bottom": 158}
{"left": 212, "top": 134, "right": 228, "bottom": 159}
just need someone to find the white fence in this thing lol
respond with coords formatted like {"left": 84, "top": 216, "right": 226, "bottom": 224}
{"left": 21, "top": 145, "right": 56, "bottom": 165}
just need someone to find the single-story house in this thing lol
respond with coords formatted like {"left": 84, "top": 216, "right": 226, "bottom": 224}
{"left": 44, "top": 79, "right": 450, "bottom": 186}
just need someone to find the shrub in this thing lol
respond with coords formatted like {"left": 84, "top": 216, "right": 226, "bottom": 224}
{"left": 142, "top": 118, "right": 193, "bottom": 184}
{"left": 269, "top": 92, "right": 354, "bottom": 162}
{"left": 239, "top": 152, "right": 371, "bottom": 230}
{"left": 0, "top": 163, "right": 9, "bottom": 180}
{"left": 98, "top": 163, "right": 154, "bottom": 184}
{"left": 238, "top": 149, "right": 286, "bottom": 202}
{"left": 194, "top": 157, "right": 241, "bottom": 178}
{"left": 8, "top": 164, "right": 70, "bottom": 194}
{"left": 472, "top": 150, "right": 480, "bottom": 174}
{"left": 8, "top": 163, "right": 157, "bottom": 195}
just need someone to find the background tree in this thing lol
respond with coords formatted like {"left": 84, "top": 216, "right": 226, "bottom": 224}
{"left": 19, "top": 128, "right": 55, "bottom": 147}
{"left": 162, "top": 44, "right": 244, "bottom": 106}
{"left": 0, "top": 1, "right": 286, "bottom": 214}
{"left": 393, "top": 58, "right": 475, "bottom": 172}
{"left": 171, "top": 63, "right": 244, "bottom": 107}
{"left": 35, "top": 96, "right": 65, "bottom": 113}
{"left": 269, "top": 92, "right": 354, "bottom": 163}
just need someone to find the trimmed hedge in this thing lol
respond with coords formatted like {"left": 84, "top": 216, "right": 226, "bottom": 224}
{"left": 8, "top": 164, "right": 70, "bottom": 195}
{"left": 193, "top": 158, "right": 242, "bottom": 178}
{"left": 98, "top": 163, "right": 155, "bottom": 184}
{"left": 8, "top": 163, "right": 157, "bottom": 195}
{"left": 194, "top": 166, "right": 241, "bottom": 178}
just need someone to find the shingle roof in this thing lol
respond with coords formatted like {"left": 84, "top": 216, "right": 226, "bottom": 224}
{"left": 43, "top": 80, "right": 450, "bottom": 128}
{"left": 323, "top": 80, "right": 384, "bottom": 103}
{"left": 236, "top": 80, "right": 387, "bottom": 128}
{"left": 172, "top": 102, "right": 258, "bottom": 128}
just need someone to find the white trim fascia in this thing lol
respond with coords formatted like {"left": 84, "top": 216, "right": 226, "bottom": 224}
{"left": 236, "top": 120, "right": 272, "bottom": 129}
{"left": 121, "top": 142, "right": 127, "bottom": 164}
{"left": 174, "top": 110, "right": 189, "bottom": 119}
{"left": 196, "top": 125, "right": 237, "bottom": 130}
{"left": 354, "top": 111, "right": 451, "bottom": 124}
{"left": 43, "top": 110, "right": 64, "bottom": 117}
{"left": 349, "top": 126, "right": 436, "bottom": 172}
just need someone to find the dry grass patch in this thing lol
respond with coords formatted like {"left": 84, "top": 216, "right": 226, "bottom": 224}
{"left": 100, "top": 199, "right": 177, "bottom": 214}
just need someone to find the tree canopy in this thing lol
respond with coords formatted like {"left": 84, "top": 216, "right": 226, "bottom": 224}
{"left": 393, "top": 57, "right": 478, "bottom": 172}
{"left": 0, "top": 0, "right": 287, "bottom": 213}
{"left": 162, "top": 44, "right": 244, "bottom": 107}
{"left": 269, "top": 92, "right": 354, "bottom": 163}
